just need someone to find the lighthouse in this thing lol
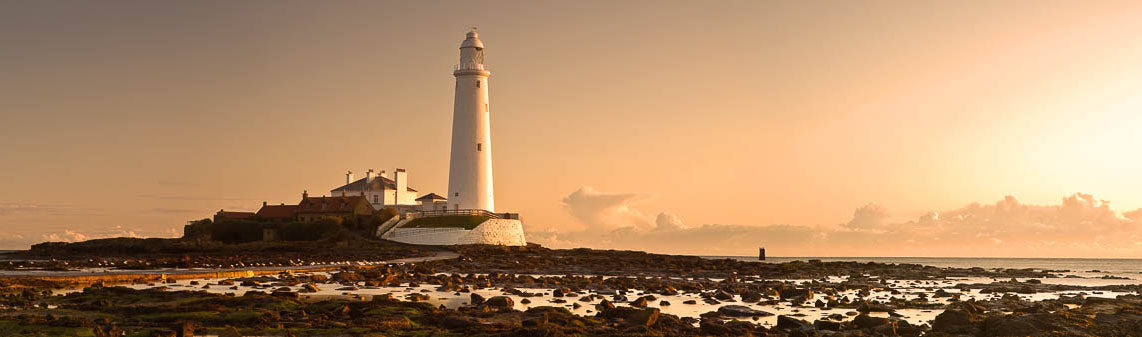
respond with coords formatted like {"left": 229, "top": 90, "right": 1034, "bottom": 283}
{"left": 447, "top": 29, "right": 494, "bottom": 212}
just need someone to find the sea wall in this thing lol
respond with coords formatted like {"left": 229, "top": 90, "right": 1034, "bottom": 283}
{"left": 385, "top": 219, "right": 526, "bottom": 246}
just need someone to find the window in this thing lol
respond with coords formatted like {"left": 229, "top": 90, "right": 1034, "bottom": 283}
{"left": 476, "top": 80, "right": 481, "bottom": 88}
{"left": 485, "top": 103, "right": 488, "bottom": 112}
{"left": 455, "top": 192, "right": 459, "bottom": 197}
{"left": 373, "top": 195, "right": 379, "bottom": 203}
{"left": 477, "top": 143, "right": 482, "bottom": 151}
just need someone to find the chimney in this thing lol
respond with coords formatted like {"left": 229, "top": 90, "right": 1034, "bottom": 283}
{"left": 366, "top": 169, "right": 375, "bottom": 182}
{"left": 377, "top": 170, "right": 387, "bottom": 180}
{"left": 263, "top": 201, "right": 267, "bottom": 207}
{"left": 394, "top": 168, "right": 408, "bottom": 204}
{"left": 302, "top": 190, "right": 308, "bottom": 199}
{"left": 346, "top": 170, "right": 353, "bottom": 186}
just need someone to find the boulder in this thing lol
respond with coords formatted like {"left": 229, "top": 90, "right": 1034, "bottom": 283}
{"left": 780, "top": 288, "right": 813, "bottom": 301}
{"left": 700, "top": 319, "right": 734, "bottom": 336}
{"left": 852, "top": 314, "right": 890, "bottom": 329}
{"left": 813, "top": 319, "right": 843, "bottom": 331}
{"left": 483, "top": 296, "right": 514, "bottom": 310}
{"left": 595, "top": 299, "right": 616, "bottom": 312}
{"left": 713, "top": 290, "right": 735, "bottom": 301}
{"left": 776, "top": 315, "right": 813, "bottom": 331}
{"left": 470, "top": 293, "right": 485, "bottom": 305}
{"left": 717, "top": 305, "right": 774, "bottom": 317}
{"left": 630, "top": 296, "right": 649, "bottom": 308}
{"left": 932, "top": 301, "right": 987, "bottom": 334}
{"left": 740, "top": 291, "right": 762, "bottom": 303}
{"left": 625, "top": 307, "right": 660, "bottom": 327}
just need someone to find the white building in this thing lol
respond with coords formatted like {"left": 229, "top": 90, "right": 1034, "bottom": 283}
{"left": 331, "top": 169, "right": 419, "bottom": 210}
{"left": 447, "top": 29, "right": 495, "bottom": 212}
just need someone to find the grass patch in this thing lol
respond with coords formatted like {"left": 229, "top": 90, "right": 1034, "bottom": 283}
{"left": 401, "top": 215, "right": 490, "bottom": 230}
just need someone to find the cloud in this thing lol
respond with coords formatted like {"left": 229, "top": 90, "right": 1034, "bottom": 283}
{"left": 39, "top": 225, "right": 179, "bottom": 244}
{"left": 41, "top": 230, "right": 92, "bottom": 242}
{"left": 1125, "top": 208, "right": 1142, "bottom": 221}
{"left": 530, "top": 189, "right": 1142, "bottom": 257}
{"left": 654, "top": 212, "right": 688, "bottom": 231}
{"left": 0, "top": 202, "right": 96, "bottom": 216}
{"left": 842, "top": 203, "right": 890, "bottom": 231}
{"left": 561, "top": 187, "right": 653, "bottom": 230}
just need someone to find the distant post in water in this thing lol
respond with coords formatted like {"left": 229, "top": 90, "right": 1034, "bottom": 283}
{"left": 759, "top": 247, "right": 766, "bottom": 261}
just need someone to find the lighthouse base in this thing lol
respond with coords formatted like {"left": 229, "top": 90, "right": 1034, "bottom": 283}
{"left": 382, "top": 219, "right": 526, "bottom": 246}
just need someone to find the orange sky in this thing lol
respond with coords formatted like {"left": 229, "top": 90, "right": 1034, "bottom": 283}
{"left": 2, "top": 1, "right": 1142, "bottom": 256}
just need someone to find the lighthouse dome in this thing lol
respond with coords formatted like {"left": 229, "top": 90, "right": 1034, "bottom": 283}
{"left": 460, "top": 30, "right": 484, "bottom": 49}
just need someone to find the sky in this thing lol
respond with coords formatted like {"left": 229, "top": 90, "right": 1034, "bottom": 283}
{"left": 2, "top": 1, "right": 1142, "bottom": 257}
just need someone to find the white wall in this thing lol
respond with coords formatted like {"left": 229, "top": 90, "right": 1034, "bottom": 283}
{"left": 383, "top": 219, "right": 525, "bottom": 246}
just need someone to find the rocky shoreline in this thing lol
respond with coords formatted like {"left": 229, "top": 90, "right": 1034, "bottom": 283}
{"left": 2, "top": 243, "right": 1141, "bottom": 336}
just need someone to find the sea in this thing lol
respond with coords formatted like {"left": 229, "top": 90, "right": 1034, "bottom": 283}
{"left": 707, "top": 256, "right": 1142, "bottom": 277}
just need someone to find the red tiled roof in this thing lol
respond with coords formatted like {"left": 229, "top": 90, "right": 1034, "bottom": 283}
{"left": 331, "top": 176, "right": 417, "bottom": 193}
{"left": 256, "top": 204, "right": 297, "bottom": 219}
{"left": 296, "top": 196, "right": 374, "bottom": 214}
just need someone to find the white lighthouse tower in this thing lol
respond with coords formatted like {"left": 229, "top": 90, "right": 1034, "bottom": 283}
{"left": 447, "top": 29, "right": 494, "bottom": 212}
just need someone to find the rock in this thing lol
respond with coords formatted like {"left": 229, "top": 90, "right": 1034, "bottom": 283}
{"left": 776, "top": 315, "right": 813, "bottom": 331}
{"left": 813, "top": 319, "right": 843, "bottom": 331}
{"left": 625, "top": 307, "right": 660, "bottom": 327}
{"left": 979, "top": 313, "right": 1060, "bottom": 337}
{"left": 405, "top": 293, "right": 429, "bottom": 302}
{"left": 856, "top": 301, "right": 891, "bottom": 313}
{"left": 740, "top": 291, "right": 762, "bottom": 302}
{"left": 630, "top": 296, "right": 648, "bottom": 308}
{"left": 852, "top": 314, "right": 890, "bottom": 329}
{"left": 483, "top": 296, "right": 514, "bottom": 310}
{"left": 659, "top": 300, "right": 671, "bottom": 306}
{"left": 933, "top": 289, "right": 953, "bottom": 297}
{"left": 700, "top": 319, "right": 734, "bottom": 336}
{"left": 270, "top": 290, "right": 299, "bottom": 300}
{"left": 595, "top": 299, "right": 615, "bottom": 312}
{"left": 520, "top": 298, "right": 531, "bottom": 304}
{"left": 713, "top": 290, "right": 734, "bottom": 301}
{"left": 932, "top": 301, "right": 987, "bottom": 334}
{"left": 470, "top": 293, "right": 485, "bottom": 305}
{"left": 300, "top": 283, "right": 319, "bottom": 293}
{"left": 683, "top": 299, "right": 698, "bottom": 305}
{"left": 717, "top": 305, "right": 774, "bottom": 317}
{"left": 780, "top": 287, "right": 813, "bottom": 301}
